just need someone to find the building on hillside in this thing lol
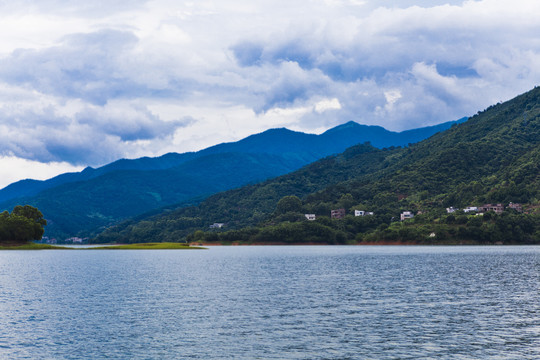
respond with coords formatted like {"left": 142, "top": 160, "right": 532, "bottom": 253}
{"left": 507, "top": 202, "right": 523, "bottom": 213}
{"left": 355, "top": 210, "right": 374, "bottom": 216}
{"left": 331, "top": 208, "right": 346, "bottom": 219}
{"left": 209, "top": 223, "right": 225, "bottom": 229}
{"left": 400, "top": 211, "right": 414, "bottom": 221}
{"left": 464, "top": 206, "right": 478, "bottom": 213}
{"left": 479, "top": 204, "right": 504, "bottom": 214}
{"left": 305, "top": 214, "right": 316, "bottom": 221}
{"left": 446, "top": 207, "right": 458, "bottom": 213}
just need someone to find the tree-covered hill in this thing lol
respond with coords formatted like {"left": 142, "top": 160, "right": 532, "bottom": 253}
{"left": 93, "top": 86, "right": 540, "bottom": 244}
{"left": 1, "top": 119, "right": 460, "bottom": 240}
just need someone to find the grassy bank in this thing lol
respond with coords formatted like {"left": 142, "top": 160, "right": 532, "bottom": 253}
{"left": 0, "top": 243, "right": 70, "bottom": 250}
{"left": 89, "top": 242, "right": 206, "bottom": 250}
{"left": 0, "top": 242, "right": 205, "bottom": 250}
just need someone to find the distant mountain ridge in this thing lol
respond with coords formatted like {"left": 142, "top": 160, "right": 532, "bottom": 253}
{"left": 0, "top": 118, "right": 464, "bottom": 239}
{"left": 0, "top": 119, "right": 463, "bottom": 204}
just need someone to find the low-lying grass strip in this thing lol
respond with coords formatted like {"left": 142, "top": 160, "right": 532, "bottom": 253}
{"left": 0, "top": 243, "right": 71, "bottom": 250}
{"left": 89, "top": 242, "right": 206, "bottom": 250}
{"left": 0, "top": 242, "right": 205, "bottom": 250}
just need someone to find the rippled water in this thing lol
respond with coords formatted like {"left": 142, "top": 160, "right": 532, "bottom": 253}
{"left": 0, "top": 246, "right": 539, "bottom": 359}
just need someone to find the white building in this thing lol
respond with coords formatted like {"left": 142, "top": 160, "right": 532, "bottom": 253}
{"left": 400, "top": 211, "right": 414, "bottom": 221}
{"left": 464, "top": 206, "right": 478, "bottom": 213}
{"left": 209, "top": 223, "right": 225, "bottom": 229}
{"left": 305, "top": 214, "right": 316, "bottom": 221}
{"left": 355, "top": 210, "right": 374, "bottom": 216}
{"left": 446, "top": 207, "right": 458, "bottom": 213}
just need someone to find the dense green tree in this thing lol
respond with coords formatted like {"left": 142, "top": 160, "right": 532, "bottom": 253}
{"left": 275, "top": 195, "right": 303, "bottom": 214}
{"left": 0, "top": 205, "right": 47, "bottom": 244}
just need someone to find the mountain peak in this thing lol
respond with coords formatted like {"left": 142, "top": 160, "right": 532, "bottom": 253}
{"left": 322, "top": 120, "right": 360, "bottom": 133}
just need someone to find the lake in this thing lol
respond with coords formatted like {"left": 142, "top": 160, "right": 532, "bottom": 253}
{"left": 0, "top": 246, "right": 539, "bottom": 359}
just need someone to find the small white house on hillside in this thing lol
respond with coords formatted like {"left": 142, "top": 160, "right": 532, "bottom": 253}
{"left": 400, "top": 211, "right": 414, "bottom": 221}
{"left": 305, "top": 214, "right": 316, "bottom": 221}
{"left": 355, "top": 210, "right": 374, "bottom": 216}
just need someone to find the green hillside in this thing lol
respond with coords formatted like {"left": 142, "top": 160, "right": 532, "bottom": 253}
{"left": 94, "top": 87, "right": 540, "bottom": 245}
{"left": 1, "top": 120, "right": 460, "bottom": 241}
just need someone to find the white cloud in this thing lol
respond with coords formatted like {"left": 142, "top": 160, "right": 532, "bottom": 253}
{"left": 315, "top": 98, "right": 341, "bottom": 113}
{"left": 1, "top": 0, "right": 540, "bottom": 185}
{"left": 0, "top": 84, "right": 191, "bottom": 164}
{"left": 383, "top": 90, "right": 401, "bottom": 107}
{"left": 0, "top": 156, "right": 84, "bottom": 190}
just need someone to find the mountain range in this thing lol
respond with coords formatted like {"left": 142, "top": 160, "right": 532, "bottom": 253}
{"left": 0, "top": 119, "right": 463, "bottom": 240}
{"left": 94, "top": 86, "right": 540, "bottom": 245}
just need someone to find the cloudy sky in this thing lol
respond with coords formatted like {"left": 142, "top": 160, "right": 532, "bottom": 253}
{"left": 1, "top": 0, "right": 539, "bottom": 188}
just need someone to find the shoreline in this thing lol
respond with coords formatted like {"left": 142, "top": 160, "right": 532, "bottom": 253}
{"left": 4, "top": 240, "right": 536, "bottom": 250}
{"left": 189, "top": 240, "right": 517, "bottom": 246}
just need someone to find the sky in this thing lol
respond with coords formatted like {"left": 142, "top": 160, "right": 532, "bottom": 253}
{"left": 1, "top": 0, "right": 540, "bottom": 188}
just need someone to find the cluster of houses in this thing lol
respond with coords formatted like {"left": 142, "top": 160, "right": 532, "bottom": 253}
{"left": 446, "top": 202, "right": 523, "bottom": 215}
{"left": 38, "top": 236, "right": 87, "bottom": 244}
{"left": 325, "top": 202, "right": 524, "bottom": 223}
{"left": 398, "top": 202, "right": 525, "bottom": 223}
{"left": 304, "top": 209, "right": 374, "bottom": 221}
{"left": 210, "top": 202, "right": 526, "bottom": 228}
{"left": 209, "top": 209, "right": 375, "bottom": 228}
{"left": 65, "top": 237, "right": 85, "bottom": 244}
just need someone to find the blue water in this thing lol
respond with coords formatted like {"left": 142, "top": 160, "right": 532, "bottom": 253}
{"left": 0, "top": 246, "right": 539, "bottom": 359}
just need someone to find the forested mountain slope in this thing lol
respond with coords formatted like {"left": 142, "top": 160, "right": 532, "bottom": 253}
{"left": 2, "top": 120, "right": 460, "bottom": 240}
{"left": 94, "top": 87, "right": 540, "bottom": 244}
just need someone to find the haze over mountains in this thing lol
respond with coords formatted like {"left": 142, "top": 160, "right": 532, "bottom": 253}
{"left": 1, "top": 119, "right": 463, "bottom": 240}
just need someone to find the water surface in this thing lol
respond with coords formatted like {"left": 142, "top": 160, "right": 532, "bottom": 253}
{"left": 0, "top": 246, "right": 538, "bottom": 359}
